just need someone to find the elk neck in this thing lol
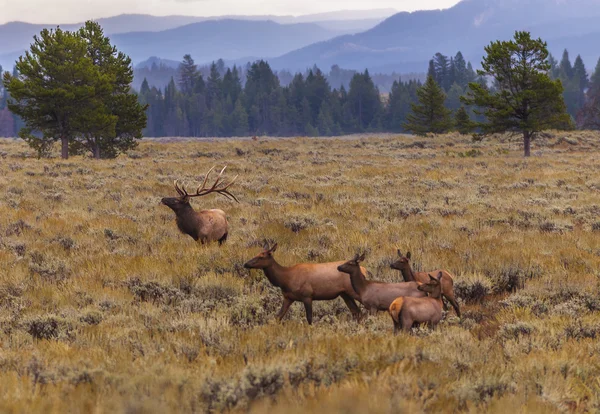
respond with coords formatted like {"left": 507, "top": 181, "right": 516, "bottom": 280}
{"left": 399, "top": 263, "right": 417, "bottom": 282}
{"left": 261, "top": 259, "right": 290, "bottom": 289}
{"left": 348, "top": 266, "right": 369, "bottom": 297}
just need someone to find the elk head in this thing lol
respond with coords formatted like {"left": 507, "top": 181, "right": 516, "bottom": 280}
{"left": 244, "top": 242, "right": 278, "bottom": 269}
{"left": 390, "top": 250, "right": 411, "bottom": 271}
{"left": 161, "top": 165, "right": 239, "bottom": 212}
{"left": 337, "top": 252, "right": 366, "bottom": 274}
{"left": 417, "top": 271, "right": 443, "bottom": 297}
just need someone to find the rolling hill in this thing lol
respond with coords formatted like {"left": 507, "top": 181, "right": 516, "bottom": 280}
{"left": 269, "top": 0, "right": 600, "bottom": 73}
{"left": 108, "top": 20, "right": 341, "bottom": 65}
{"left": 0, "top": 10, "right": 395, "bottom": 70}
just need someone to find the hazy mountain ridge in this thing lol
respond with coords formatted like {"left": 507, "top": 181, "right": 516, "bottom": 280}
{"left": 270, "top": 0, "right": 600, "bottom": 73}
{"left": 0, "top": 10, "right": 395, "bottom": 69}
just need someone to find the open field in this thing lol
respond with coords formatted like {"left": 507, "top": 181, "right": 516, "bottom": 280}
{"left": 1, "top": 132, "right": 600, "bottom": 413}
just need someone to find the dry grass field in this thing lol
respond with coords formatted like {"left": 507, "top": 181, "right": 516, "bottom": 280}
{"left": 1, "top": 131, "right": 600, "bottom": 413}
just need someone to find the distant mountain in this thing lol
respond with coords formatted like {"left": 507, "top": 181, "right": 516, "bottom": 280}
{"left": 135, "top": 57, "right": 182, "bottom": 70}
{"left": 0, "top": 10, "right": 395, "bottom": 70}
{"left": 109, "top": 20, "right": 341, "bottom": 65}
{"left": 270, "top": 0, "right": 600, "bottom": 73}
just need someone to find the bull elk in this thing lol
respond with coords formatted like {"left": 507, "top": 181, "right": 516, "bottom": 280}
{"left": 337, "top": 253, "right": 425, "bottom": 314}
{"left": 390, "top": 250, "right": 460, "bottom": 317}
{"left": 161, "top": 166, "right": 239, "bottom": 245}
{"left": 243, "top": 242, "right": 364, "bottom": 325}
{"left": 389, "top": 272, "right": 444, "bottom": 334}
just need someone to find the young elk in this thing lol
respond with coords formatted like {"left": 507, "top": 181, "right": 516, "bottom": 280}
{"left": 389, "top": 272, "right": 444, "bottom": 334}
{"left": 161, "top": 166, "right": 239, "bottom": 245}
{"left": 391, "top": 250, "right": 460, "bottom": 317}
{"left": 337, "top": 253, "right": 425, "bottom": 314}
{"left": 243, "top": 243, "right": 364, "bottom": 325}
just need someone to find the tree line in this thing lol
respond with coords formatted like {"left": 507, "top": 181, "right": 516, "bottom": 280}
{"left": 137, "top": 51, "right": 481, "bottom": 138}
{"left": 2, "top": 22, "right": 600, "bottom": 158}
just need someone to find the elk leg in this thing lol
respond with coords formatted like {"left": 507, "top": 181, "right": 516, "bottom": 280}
{"left": 445, "top": 294, "right": 461, "bottom": 318}
{"left": 276, "top": 297, "right": 293, "bottom": 321}
{"left": 303, "top": 299, "right": 313, "bottom": 325}
{"left": 340, "top": 293, "right": 361, "bottom": 322}
{"left": 218, "top": 232, "right": 228, "bottom": 246}
{"left": 393, "top": 320, "right": 401, "bottom": 335}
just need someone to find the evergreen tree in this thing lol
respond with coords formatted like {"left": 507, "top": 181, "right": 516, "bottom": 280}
{"left": 445, "top": 83, "right": 464, "bottom": 113}
{"left": 3, "top": 27, "right": 108, "bottom": 158}
{"left": 579, "top": 58, "right": 600, "bottom": 129}
{"left": 462, "top": 31, "right": 572, "bottom": 157}
{"left": 178, "top": 54, "right": 198, "bottom": 95}
{"left": 559, "top": 49, "right": 573, "bottom": 79}
{"left": 244, "top": 60, "right": 280, "bottom": 134}
{"left": 206, "top": 62, "right": 222, "bottom": 110}
{"left": 548, "top": 53, "right": 560, "bottom": 79}
{"left": 433, "top": 53, "right": 451, "bottom": 91}
{"left": 75, "top": 21, "right": 147, "bottom": 159}
{"left": 453, "top": 52, "right": 468, "bottom": 88}
{"left": 454, "top": 106, "right": 474, "bottom": 134}
{"left": 404, "top": 75, "right": 452, "bottom": 136}
{"left": 347, "top": 70, "right": 382, "bottom": 131}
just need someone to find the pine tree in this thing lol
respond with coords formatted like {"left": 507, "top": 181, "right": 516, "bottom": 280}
{"left": 454, "top": 106, "right": 474, "bottom": 134}
{"left": 453, "top": 52, "right": 468, "bottom": 88}
{"left": 462, "top": 31, "right": 572, "bottom": 157}
{"left": 404, "top": 75, "right": 452, "bottom": 136}
{"left": 178, "top": 54, "right": 198, "bottom": 95}
{"left": 3, "top": 27, "right": 108, "bottom": 158}
{"left": 347, "top": 70, "right": 382, "bottom": 131}
{"left": 579, "top": 58, "right": 600, "bottom": 129}
{"left": 75, "top": 21, "right": 147, "bottom": 159}
{"left": 206, "top": 62, "right": 222, "bottom": 110}
{"left": 445, "top": 83, "right": 464, "bottom": 113}
{"left": 559, "top": 49, "right": 573, "bottom": 79}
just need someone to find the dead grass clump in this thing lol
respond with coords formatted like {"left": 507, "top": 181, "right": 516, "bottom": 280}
{"left": 28, "top": 251, "right": 71, "bottom": 283}
{"left": 5, "top": 219, "right": 31, "bottom": 236}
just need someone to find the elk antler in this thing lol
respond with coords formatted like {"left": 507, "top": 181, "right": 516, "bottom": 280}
{"left": 179, "top": 166, "right": 239, "bottom": 203}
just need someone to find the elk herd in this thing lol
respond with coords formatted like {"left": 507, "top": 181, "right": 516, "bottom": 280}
{"left": 162, "top": 165, "right": 460, "bottom": 333}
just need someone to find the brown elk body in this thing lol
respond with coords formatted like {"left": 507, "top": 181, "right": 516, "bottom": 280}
{"left": 161, "top": 166, "right": 238, "bottom": 245}
{"left": 391, "top": 250, "right": 460, "bottom": 317}
{"left": 389, "top": 272, "right": 444, "bottom": 334}
{"left": 337, "top": 253, "right": 425, "bottom": 314}
{"left": 243, "top": 243, "right": 364, "bottom": 324}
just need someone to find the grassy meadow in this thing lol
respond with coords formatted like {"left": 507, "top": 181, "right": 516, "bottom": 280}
{"left": 1, "top": 132, "right": 600, "bottom": 413}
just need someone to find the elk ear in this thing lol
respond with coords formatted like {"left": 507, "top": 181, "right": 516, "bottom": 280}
{"left": 358, "top": 252, "right": 366, "bottom": 263}
{"left": 436, "top": 271, "right": 443, "bottom": 281}
{"left": 397, "top": 249, "right": 402, "bottom": 257}
{"left": 429, "top": 274, "right": 438, "bottom": 282}
{"left": 262, "top": 240, "right": 270, "bottom": 251}
{"left": 269, "top": 243, "right": 278, "bottom": 253}
{"left": 406, "top": 251, "right": 411, "bottom": 260}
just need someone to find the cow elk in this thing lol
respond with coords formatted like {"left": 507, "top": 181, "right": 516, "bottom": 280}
{"left": 161, "top": 166, "right": 239, "bottom": 245}
{"left": 391, "top": 250, "right": 460, "bottom": 317}
{"left": 389, "top": 271, "right": 444, "bottom": 334}
{"left": 337, "top": 253, "right": 425, "bottom": 314}
{"left": 243, "top": 242, "right": 364, "bottom": 324}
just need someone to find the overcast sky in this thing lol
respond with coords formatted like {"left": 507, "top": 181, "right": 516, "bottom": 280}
{"left": 0, "top": 0, "right": 462, "bottom": 24}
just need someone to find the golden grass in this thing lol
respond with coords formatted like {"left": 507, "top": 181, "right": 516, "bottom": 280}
{"left": 1, "top": 131, "right": 600, "bottom": 413}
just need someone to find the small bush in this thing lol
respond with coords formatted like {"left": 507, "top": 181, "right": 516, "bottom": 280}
{"left": 497, "top": 322, "right": 535, "bottom": 341}
{"left": 284, "top": 215, "right": 318, "bottom": 233}
{"left": 26, "top": 315, "right": 73, "bottom": 340}
{"left": 454, "top": 276, "right": 491, "bottom": 303}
